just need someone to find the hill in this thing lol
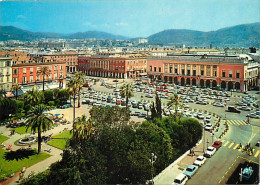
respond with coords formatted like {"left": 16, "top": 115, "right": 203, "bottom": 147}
{"left": 148, "top": 22, "right": 260, "bottom": 47}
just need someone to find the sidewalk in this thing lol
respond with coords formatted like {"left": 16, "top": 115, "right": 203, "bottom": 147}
{"left": 154, "top": 131, "right": 215, "bottom": 185}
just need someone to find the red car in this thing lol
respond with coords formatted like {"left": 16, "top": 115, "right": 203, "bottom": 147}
{"left": 212, "top": 141, "right": 222, "bottom": 150}
{"left": 156, "top": 89, "right": 163, "bottom": 91}
{"left": 83, "top": 83, "right": 89, "bottom": 87}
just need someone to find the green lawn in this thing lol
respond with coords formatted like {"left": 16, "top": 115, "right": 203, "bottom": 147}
{"left": 47, "top": 130, "right": 72, "bottom": 150}
{"left": 14, "top": 126, "right": 32, "bottom": 134}
{"left": 0, "top": 134, "right": 50, "bottom": 180}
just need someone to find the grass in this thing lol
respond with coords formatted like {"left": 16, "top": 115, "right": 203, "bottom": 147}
{"left": 14, "top": 126, "right": 32, "bottom": 134}
{"left": 0, "top": 134, "right": 50, "bottom": 179}
{"left": 47, "top": 130, "right": 72, "bottom": 150}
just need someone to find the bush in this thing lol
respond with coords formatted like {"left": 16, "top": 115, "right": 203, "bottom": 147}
{"left": 44, "top": 90, "right": 54, "bottom": 104}
{"left": 54, "top": 99, "right": 60, "bottom": 106}
{"left": 16, "top": 100, "right": 24, "bottom": 110}
{"left": 48, "top": 101, "right": 55, "bottom": 106}
{"left": 24, "top": 104, "right": 31, "bottom": 114}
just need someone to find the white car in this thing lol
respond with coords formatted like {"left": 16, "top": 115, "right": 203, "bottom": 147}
{"left": 205, "top": 116, "right": 211, "bottom": 123}
{"left": 205, "top": 146, "right": 216, "bottom": 157}
{"left": 183, "top": 104, "right": 190, "bottom": 108}
{"left": 193, "top": 155, "right": 206, "bottom": 167}
{"left": 172, "top": 174, "right": 188, "bottom": 185}
{"left": 205, "top": 124, "right": 212, "bottom": 131}
{"left": 197, "top": 113, "right": 204, "bottom": 119}
{"left": 112, "top": 98, "right": 116, "bottom": 103}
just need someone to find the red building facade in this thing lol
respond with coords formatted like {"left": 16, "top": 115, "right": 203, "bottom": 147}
{"left": 78, "top": 56, "right": 147, "bottom": 79}
{"left": 147, "top": 55, "right": 259, "bottom": 91}
{"left": 12, "top": 56, "right": 66, "bottom": 88}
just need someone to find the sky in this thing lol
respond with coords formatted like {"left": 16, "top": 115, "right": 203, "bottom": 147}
{"left": 1, "top": 0, "right": 259, "bottom": 38}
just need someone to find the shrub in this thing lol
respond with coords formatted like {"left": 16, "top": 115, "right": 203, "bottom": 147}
{"left": 54, "top": 99, "right": 60, "bottom": 106}
{"left": 24, "top": 104, "right": 32, "bottom": 113}
{"left": 48, "top": 101, "right": 55, "bottom": 106}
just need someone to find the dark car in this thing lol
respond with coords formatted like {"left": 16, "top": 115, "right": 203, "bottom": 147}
{"left": 226, "top": 106, "right": 241, "bottom": 113}
{"left": 83, "top": 83, "right": 89, "bottom": 87}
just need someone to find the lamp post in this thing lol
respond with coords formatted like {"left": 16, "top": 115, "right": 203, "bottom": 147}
{"left": 211, "top": 133, "right": 214, "bottom": 143}
{"left": 203, "top": 121, "right": 206, "bottom": 153}
{"left": 149, "top": 153, "right": 157, "bottom": 185}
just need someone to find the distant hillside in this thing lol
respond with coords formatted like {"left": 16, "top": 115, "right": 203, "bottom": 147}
{"left": 0, "top": 23, "right": 259, "bottom": 47}
{"left": 148, "top": 22, "right": 260, "bottom": 47}
{"left": 0, "top": 26, "right": 127, "bottom": 41}
{"left": 66, "top": 31, "right": 127, "bottom": 40}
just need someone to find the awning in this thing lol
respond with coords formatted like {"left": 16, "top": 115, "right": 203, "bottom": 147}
{"left": 139, "top": 73, "right": 147, "bottom": 76}
{"left": 5, "top": 92, "right": 14, "bottom": 98}
{"left": 12, "top": 90, "right": 24, "bottom": 96}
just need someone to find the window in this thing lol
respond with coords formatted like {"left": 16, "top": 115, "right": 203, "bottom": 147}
{"left": 59, "top": 72, "right": 63, "bottom": 77}
{"left": 201, "top": 70, "right": 204, "bottom": 76}
{"left": 222, "top": 71, "right": 226, "bottom": 77}
{"left": 149, "top": 66, "right": 152, "bottom": 71}
{"left": 23, "top": 68, "right": 26, "bottom": 74}
{"left": 175, "top": 68, "right": 178, "bottom": 74}
{"left": 22, "top": 76, "right": 27, "bottom": 83}
{"left": 13, "top": 77, "right": 17, "bottom": 83}
{"left": 187, "top": 70, "right": 190, "bottom": 75}
{"left": 37, "top": 75, "right": 40, "bottom": 81}
{"left": 7, "top": 76, "right": 9, "bottom": 82}
{"left": 30, "top": 68, "right": 33, "bottom": 73}
{"left": 54, "top": 66, "right": 58, "bottom": 71}
{"left": 60, "top": 66, "right": 63, "bottom": 70}
{"left": 182, "top": 69, "right": 185, "bottom": 75}
{"left": 159, "top": 67, "right": 161, "bottom": 72}
{"left": 236, "top": 72, "right": 240, "bottom": 78}
{"left": 169, "top": 67, "right": 173, "bottom": 73}
{"left": 154, "top": 67, "right": 157, "bottom": 72}
{"left": 193, "top": 70, "right": 196, "bottom": 76}
{"left": 0, "top": 77, "right": 3, "bottom": 83}
{"left": 54, "top": 73, "right": 57, "bottom": 79}
{"left": 228, "top": 70, "right": 232, "bottom": 78}
{"left": 30, "top": 76, "right": 33, "bottom": 82}
{"left": 214, "top": 71, "right": 217, "bottom": 76}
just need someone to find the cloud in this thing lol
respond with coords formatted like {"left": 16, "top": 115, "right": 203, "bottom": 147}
{"left": 115, "top": 22, "right": 128, "bottom": 26}
{"left": 17, "top": 15, "right": 26, "bottom": 19}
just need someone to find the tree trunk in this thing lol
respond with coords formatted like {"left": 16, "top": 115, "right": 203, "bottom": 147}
{"left": 126, "top": 96, "right": 128, "bottom": 109}
{"left": 78, "top": 88, "right": 81, "bottom": 108}
{"left": 38, "top": 126, "right": 42, "bottom": 154}
{"left": 43, "top": 75, "right": 45, "bottom": 92}
{"left": 73, "top": 95, "right": 76, "bottom": 124}
{"left": 16, "top": 89, "right": 18, "bottom": 100}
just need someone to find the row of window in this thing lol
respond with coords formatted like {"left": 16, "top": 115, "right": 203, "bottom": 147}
{"left": 13, "top": 72, "right": 63, "bottom": 84}
{"left": 13, "top": 66, "right": 64, "bottom": 75}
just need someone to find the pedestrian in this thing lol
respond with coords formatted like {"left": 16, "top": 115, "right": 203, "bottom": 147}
{"left": 190, "top": 149, "right": 192, "bottom": 156}
{"left": 192, "top": 150, "right": 195, "bottom": 156}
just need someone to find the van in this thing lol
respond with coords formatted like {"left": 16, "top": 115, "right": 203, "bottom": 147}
{"left": 172, "top": 174, "right": 188, "bottom": 185}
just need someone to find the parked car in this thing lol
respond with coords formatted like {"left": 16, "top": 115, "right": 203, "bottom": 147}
{"left": 226, "top": 106, "right": 241, "bottom": 113}
{"left": 193, "top": 156, "right": 206, "bottom": 167}
{"left": 212, "top": 141, "right": 222, "bottom": 150}
{"left": 197, "top": 113, "right": 204, "bottom": 119}
{"left": 183, "top": 165, "right": 199, "bottom": 179}
{"left": 204, "top": 146, "right": 216, "bottom": 157}
{"left": 205, "top": 124, "right": 212, "bottom": 131}
{"left": 205, "top": 116, "right": 211, "bottom": 123}
{"left": 172, "top": 174, "right": 188, "bottom": 185}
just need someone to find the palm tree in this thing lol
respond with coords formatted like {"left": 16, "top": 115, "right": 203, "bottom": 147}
{"left": 75, "top": 72, "right": 85, "bottom": 108}
{"left": 67, "top": 78, "right": 79, "bottom": 124}
{"left": 167, "top": 93, "right": 182, "bottom": 114}
{"left": 25, "top": 104, "right": 53, "bottom": 153}
{"left": 24, "top": 87, "right": 44, "bottom": 106}
{"left": 11, "top": 84, "right": 21, "bottom": 100}
{"left": 71, "top": 114, "right": 95, "bottom": 143}
{"left": 120, "top": 83, "right": 134, "bottom": 109}
{"left": 38, "top": 67, "right": 50, "bottom": 92}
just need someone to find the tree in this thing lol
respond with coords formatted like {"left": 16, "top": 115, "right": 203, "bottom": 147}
{"left": 70, "top": 114, "right": 96, "bottom": 147}
{"left": 43, "top": 90, "right": 54, "bottom": 104}
{"left": 0, "top": 98, "right": 18, "bottom": 120}
{"left": 120, "top": 83, "right": 134, "bottom": 109}
{"left": 75, "top": 72, "right": 85, "bottom": 108}
{"left": 25, "top": 104, "right": 53, "bottom": 153}
{"left": 67, "top": 78, "right": 79, "bottom": 124}
{"left": 0, "top": 89, "right": 7, "bottom": 99}
{"left": 11, "top": 84, "right": 21, "bottom": 100}
{"left": 38, "top": 67, "right": 50, "bottom": 92}
{"left": 167, "top": 93, "right": 182, "bottom": 114}
{"left": 151, "top": 93, "right": 162, "bottom": 119}
{"left": 23, "top": 88, "right": 44, "bottom": 106}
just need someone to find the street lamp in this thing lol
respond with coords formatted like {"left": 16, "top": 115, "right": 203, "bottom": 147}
{"left": 203, "top": 121, "right": 206, "bottom": 153}
{"left": 211, "top": 133, "right": 214, "bottom": 143}
{"left": 149, "top": 153, "right": 157, "bottom": 185}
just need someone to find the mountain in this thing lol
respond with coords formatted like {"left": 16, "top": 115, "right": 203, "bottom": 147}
{"left": 0, "top": 26, "right": 127, "bottom": 41}
{"left": 66, "top": 31, "right": 127, "bottom": 40}
{"left": 0, "top": 23, "right": 259, "bottom": 47}
{"left": 148, "top": 22, "right": 260, "bottom": 47}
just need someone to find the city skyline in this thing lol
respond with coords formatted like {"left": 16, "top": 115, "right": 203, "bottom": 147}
{"left": 1, "top": 0, "right": 259, "bottom": 37}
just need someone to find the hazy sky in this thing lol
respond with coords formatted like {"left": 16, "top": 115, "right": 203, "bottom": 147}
{"left": 1, "top": 0, "right": 259, "bottom": 37}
